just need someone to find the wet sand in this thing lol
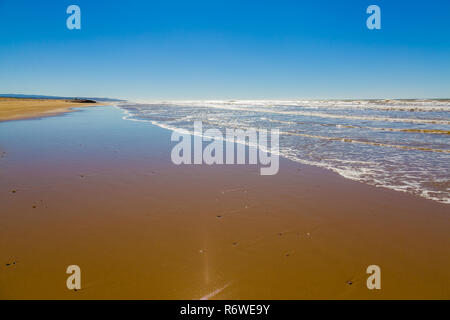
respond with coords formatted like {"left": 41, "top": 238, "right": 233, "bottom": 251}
{"left": 0, "top": 98, "right": 100, "bottom": 122}
{"left": 0, "top": 106, "right": 449, "bottom": 299}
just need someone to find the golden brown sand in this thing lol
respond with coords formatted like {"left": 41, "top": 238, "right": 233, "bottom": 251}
{"left": 1, "top": 159, "right": 450, "bottom": 299}
{"left": 0, "top": 98, "right": 99, "bottom": 121}
{"left": 0, "top": 105, "right": 449, "bottom": 300}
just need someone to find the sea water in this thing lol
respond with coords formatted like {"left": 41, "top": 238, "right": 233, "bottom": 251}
{"left": 118, "top": 100, "right": 450, "bottom": 204}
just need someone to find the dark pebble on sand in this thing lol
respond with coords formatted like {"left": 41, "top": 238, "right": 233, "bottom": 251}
{"left": 347, "top": 281, "right": 353, "bottom": 286}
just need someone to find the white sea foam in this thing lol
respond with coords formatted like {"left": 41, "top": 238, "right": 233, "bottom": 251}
{"left": 117, "top": 100, "right": 450, "bottom": 204}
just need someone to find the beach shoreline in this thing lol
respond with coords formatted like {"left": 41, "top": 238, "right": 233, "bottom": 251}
{"left": 1, "top": 106, "right": 449, "bottom": 299}
{"left": 119, "top": 100, "right": 450, "bottom": 204}
{"left": 0, "top": 97, "right": 104, "bottom": 122}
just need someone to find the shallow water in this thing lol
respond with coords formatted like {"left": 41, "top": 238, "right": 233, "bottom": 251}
{"left": 119, "top": 100, "right": 450, "bottom": 204}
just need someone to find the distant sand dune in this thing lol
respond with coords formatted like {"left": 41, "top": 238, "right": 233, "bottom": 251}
{"left": 0, "top": 97, "right": 101, "bottom": 122}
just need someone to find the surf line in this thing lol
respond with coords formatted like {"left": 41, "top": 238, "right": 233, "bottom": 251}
{"left": 171, "top": 121, "right": 280, "bottom": 175}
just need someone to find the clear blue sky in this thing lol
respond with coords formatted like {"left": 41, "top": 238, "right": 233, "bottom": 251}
{"left": 0, "top": 0, "right": 449, "bottom": 100}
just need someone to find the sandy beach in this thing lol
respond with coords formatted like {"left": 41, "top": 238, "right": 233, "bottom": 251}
{"left": 1, "top": 104, "right": 449, "bottom": 299}
{"left": 0, "top": 98, "right": 101, "bottom": 122}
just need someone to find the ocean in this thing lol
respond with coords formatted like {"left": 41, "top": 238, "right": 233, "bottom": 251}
{"left": 118, "top": 99, "right": 450, "bottom": 204}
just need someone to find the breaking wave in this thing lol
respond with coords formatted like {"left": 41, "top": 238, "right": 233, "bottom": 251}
{"left": 118, "top": 99, "right": 450, "bottom": 204}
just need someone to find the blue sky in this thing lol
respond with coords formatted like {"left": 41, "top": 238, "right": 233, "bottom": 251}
{"left": 0, "top": 0, "right": 449, "bottom": 100}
